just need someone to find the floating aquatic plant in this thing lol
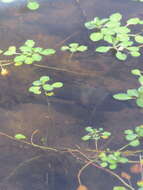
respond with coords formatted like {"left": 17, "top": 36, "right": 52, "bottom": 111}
{"left": 27, "top": 1, "right": 40, "bottom": 10}
{"left": 113, "top": 69, "right": 143, "bottom": 107}
{"left": 85, "top": 13, "right": 143, "bottom": 60}
{"left": 29, "top": 76, "right": 63, "bottom": 96}
{"left": 3, "top": 40, "right": 56, "bottom": 66}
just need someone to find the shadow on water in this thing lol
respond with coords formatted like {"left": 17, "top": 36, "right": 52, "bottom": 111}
{"left": 0, "top": 0, "right": 143, "bottom": 189}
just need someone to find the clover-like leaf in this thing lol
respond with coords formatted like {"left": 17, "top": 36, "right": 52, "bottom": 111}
{"left": 96, "top": 46, "right": 111, "bottom": 53}
{"left": 135, "top": 35, "right": 143, "bottom": 43}
{"left": 116, "top": 52, "right": 127, "bottom": 61}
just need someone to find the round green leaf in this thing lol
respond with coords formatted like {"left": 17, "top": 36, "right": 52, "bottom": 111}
{"left": 32, "top": 54, "right": 42, "bottom": 61}
{"left": 43, "top": 84, "right": 54, "bottom": 91}
{"left": 135, "top": 35, "right": 143, "bottom": 43}
{"left": 116, "top": 52, "right": 127, "bottom": 61}
{"left": 129, "top": 139, "right": 140, "bottom": 147}
{"left": 109, "top": 164, "right": 117, "bottom": 170}
{"left": 41, "top": 49, "right": 56, "bottom": 55}
{"left": 96, "top": 46, "right": 111, "bottom": 53}
{"left": 25, "top": 40, "right": 35, "bottom": 47}
{"left": 125, "top": 134, "right": 137, "bottom": 141}
{"left": 52, "top": 82, "right": 63, "bottom": 88}
{"left": 90, "top": 32, "right": 103, "bottom": 41}
{"left": 139, "top": 76, "right": 143, "bottom": 85}
{"left": 24, "top": 57, "right": 33, "bottom": 64}
{"left": 113, "top": 93, "right": 132, "bottom": 100}
{"left": 81, "top": 135, "right": 91, "bottom": 141}
{"left": 113, "top": 186, "right": 127, "bottom": 190}
{"left": 14, "top": 55, "right": 26, "bottom": 62}
{"left": 130, "top": 51, "right": 141, "bottom": 57}
{"left": 40, "top": 76, "right": 50, "bottom": 83}
{"left": 61, "top": 46, "right": 69, "bottom": 51}
{"left": 100, "top": 162, "right": 108, "bottom": 167}
{"left": 77, "top": 45, "right": 88, "bottom": 52}
{"left": 127, "top": 89, "right": 138, "bottom": 97}
{"left": 27, "top": 1, "right": 40, "bottom": 10}
{"left": 127, "top": 18, "right": 140, "bottom": 25}
{"left": 136, "top": 98, "right": 143, "bottom": 107}
{"left": 131, "top": 69, "right": 141, "bottom": 76}
{"left": 32, "top": 80, "right": 42, "bottom": 86}
{"left": 124, "top": 129, "right": 134, "bottom": 135}
{"left": 28, "top": 86, "right": 41, "bottom": 94}
{"left": 109, "top": 13, "right": 122, "bottom": 21}
{"left": 14, "top": 134, "right": 27, "bottom": 140}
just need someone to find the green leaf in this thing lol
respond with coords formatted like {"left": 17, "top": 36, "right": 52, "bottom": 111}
{"left": 125, "top": 134, "right": 137, "bottom": 141}
{"left": 129, "top": 139, "right": 140, "bottom": 147}
{"left": 90, "top": 32, "right": 103, "bottom": 41}
{"left": 127, "top": 18, "right": 140, "bottom": 25}
{"left": 113, "top": 93, "right": 132, "bottom": 100}
{"left": 77, "top": 45, "right": 88, "bottom": 52}
{"left": 124, "top": 129, "right": 134, "bottom": 135}
{"left": 52, "top": 82, "right": 64, "bottom": 88}
{"left": 131, "top": 69, "right": 141, "bottom": 76}
{"left": 104, "top": 35, "right": 113, "bottom": 43}
{"left": 135, "top": 35, "right": 143, "bottom": 43}
{"left": 100, "top": 162, "right": 108, "bottom": 167}
{"left": 40, "top": 76, "right": 50, "bottom": 83}
{"left": 24, "top": 57, "right": 33, "bottom": 64}
{"left": 25, "top": 40, "right": 35, "bottom": 47}
{"left": 4, "top": 46, "right": 16, "bottom": 55}
{"left": 136, "top": 98, "right": 143, "bottom": 107}
{"left": 19, "top": 46, "right": 32, "bottom": 52}
{"left": 96, "top": 46, "right": 111, "bottom": 53}
{"left": 109, "top": 164, "right": 117, "bottom": 170}
{"left": 102, "top": 132, "right": 111, "bottom": 136}
{"left": 32, "top": 54, "right": 42, "bottom": 61}
{"left": 43, "top": 84, "right": 54, "bottom": 91}
{"left": 138, "top": 76, "right": 143, "bottom": 85}
{"left": 130, "top": 51, "right": 141, "bottom": 57}
{"left": 127, "top": 89, "right": 138, "bottom": 97}
{"left": 32, "top": 80, "right": 42, "bottom": 86}
{"left": 14, "top": 55, "right": 26, "bottom": 62}
{"left": 113, "top": 186, "right": 127, "bottom": 190}
{"left": 81, "top": 135, "right": 91, "bottom": 141}
{"left": 109, "top": 13, "right": 122, "bottom": 21}
{"left": 14, "top": 134, "right": 27, "bottom": 140}
{"left": 41, "top": 49, "right": 56, "bottom": 55}
{"left": 28, "top": 86, "right": 41, "bottom": 94}
{"left": 27, "top": 1, "right": 40, "bottom": 10}
{"left": 85, "top": 127, "right": 94, "bottom": 132}
{"left": 61, "top": 46, "right": 69, "bottom": 51}
{"left": 69, "top": 43, "right": 79, "bottom": 48}
{"left": 33, "top": 47, "right": 43, "bottom": 53}
{"left": 115, "top": 52, "right": 127, "bottom": 61}
{"left": 117, "top": 27, "right": 131, "bottom": 34}
{"left": 14, "top": 62, "right": 23, "bottom": 66}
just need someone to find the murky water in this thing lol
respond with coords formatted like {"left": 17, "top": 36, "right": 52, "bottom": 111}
{"left": 0, "top": 0, "right": 143, "bottom": 189}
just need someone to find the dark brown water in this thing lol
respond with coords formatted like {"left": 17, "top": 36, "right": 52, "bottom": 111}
{"left": 0, "top": 0, "right": 143, "bottom": 190}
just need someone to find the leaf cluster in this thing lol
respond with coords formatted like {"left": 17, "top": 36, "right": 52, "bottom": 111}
{"left": 113, "top": 69, "right": 143, "bottom": 107}
{"left": 28, "top": 76, "right": 63, "bottom": 96}
{"left": 81, "top": 127, "right": 111, "bottom": 141}
{"left": 99, "top": 151, "right": 128, "bottom": 170}
{"left": 3, "top": 40, "right": 56, "bottom": 66}
{"left": 61, "top": 43, "right": 88, "bottom": 53}
{"left": 124, "top": 125, "right": 143, "bottom": 146}
{"left": 85, "top": 13, "right": 143, "bottom": 60}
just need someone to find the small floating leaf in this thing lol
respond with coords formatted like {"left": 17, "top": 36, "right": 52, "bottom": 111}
{"left": 113, "top": 186, "right": 127, "bottom": 190}
{"left": 96, "top": 46, "right": 111, "bottom": 53}
{"left": 15, "top": 134, "right": 26, "bottom": 140}
{"left": 136, "top": 98, "right": 143, "bottom": 107}
{"left": 40, "top": 76, "right": 50, "bottom": 83}
{"left": 27, "top": 1, "right": 40, "bottom": 10}
{"left": 129, "top": 139, "right": 140, "bottom": 147}
{"left": 113, "top": 93, "right": 132, "bottom": 100}
{"left": 135, "top": 35, "right": 143, "bottom": 43}
{"left": 131, "top": 69, "right": 141, "bottom": 76}
{"left": 52, "top": 82, "right": 63, "bottom": 88}
{"left": 41, "top": 49, "right": 56, "bottom": 55}
{"left": 25, "top": 40, "right": 35, "bottom": 47}
{"left": 115, "top": 52, "right": 127, "bottom": 61}
{"left": 127, "top": 18, "right": 140, "bottom": 25}
{"left": 90, "top": 32, "right": 103, "bottom": 41}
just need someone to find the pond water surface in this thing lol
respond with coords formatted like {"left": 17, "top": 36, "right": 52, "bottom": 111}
{"left": 0, "top": 0, "right": 143, "bottom": 190}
